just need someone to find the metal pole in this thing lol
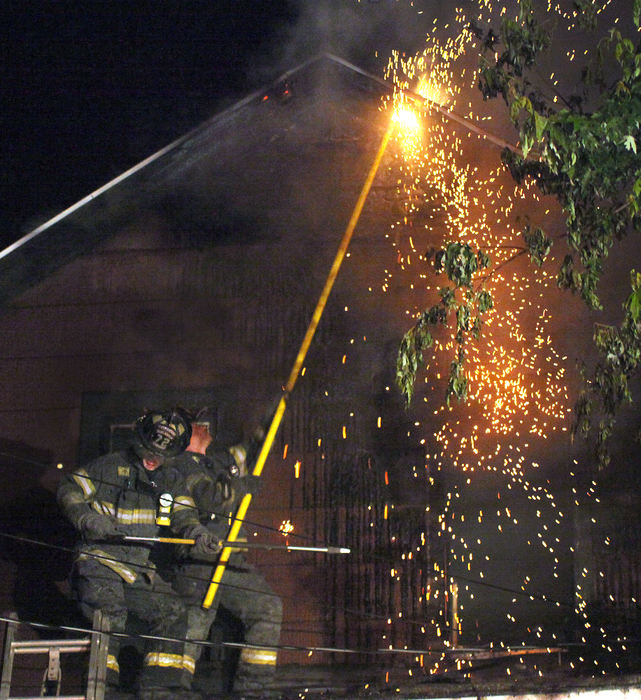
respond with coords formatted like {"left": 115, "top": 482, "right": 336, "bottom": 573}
{"left": 121, "top": 535, "right": 350, "bottom": 554}
{"left": 0, "top": 614, "right": 18, "bottom": 700}
{"left": 450, "top": 579, "right": 459, "bottom": 649}
{"left": 86, "top": 609, "right": 108, "bottom": 700}
{"left": 201, "top": 118, "right": 396, "bottom": 610}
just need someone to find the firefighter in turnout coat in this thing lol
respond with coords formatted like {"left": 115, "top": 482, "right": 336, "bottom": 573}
{"left": 57, "top": 409, "right": 221, "bottom": 700}
{"left": 168, "top": 410, "right": 282, "bottom": 696}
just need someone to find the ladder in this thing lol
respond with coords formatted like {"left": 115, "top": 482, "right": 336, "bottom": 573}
{"left": 0, "top": 611, "right": 109, "bottom": 700}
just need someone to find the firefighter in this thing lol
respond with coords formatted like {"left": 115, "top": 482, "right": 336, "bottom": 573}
{"left": 167, "top": 408, "right": 283, "bottom": 697}
{"left": 57, "top": 408, "right": 221, "bottom": 700}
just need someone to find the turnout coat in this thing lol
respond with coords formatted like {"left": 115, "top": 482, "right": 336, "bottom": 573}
{"left": 57, "top": 449, "right": 200, "bottom": 583}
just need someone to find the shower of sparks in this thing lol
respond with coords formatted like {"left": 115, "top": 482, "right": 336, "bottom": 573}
{"left": 275, "top": 0, "right": 632, "bottom": 679}
{"left": 368, "top": 0, "right": 623, "bottom": 678}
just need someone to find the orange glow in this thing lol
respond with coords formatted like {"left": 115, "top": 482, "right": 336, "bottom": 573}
{"left": 416, "top": 74, "right": 448, "bottom": 106}
{"left": 392, "top": 103, "right": 422, "bottom": 132}
{"left": 370, "top": 0, "right": 592, "bottom": 664}
{"left": 392, "top": 103, "right": 423, "bottom": 155}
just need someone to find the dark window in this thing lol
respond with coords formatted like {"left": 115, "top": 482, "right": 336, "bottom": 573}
{"left": 78, "top": 387, "right": 238, "bottom": 463}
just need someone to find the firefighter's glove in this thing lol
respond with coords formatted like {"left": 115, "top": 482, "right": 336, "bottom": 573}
{"left": 79, "top": 512, "right": 125, "bottom": 540}
{"left": 216, "top": 473, "right": 233, "bottom": 502}
{"left": 189, "top": 526, "right": 222, "bottom": 559}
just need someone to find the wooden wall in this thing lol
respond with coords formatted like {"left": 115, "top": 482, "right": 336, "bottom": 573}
{"left": 0, "top": 78, "right": 435, "bottom": 667}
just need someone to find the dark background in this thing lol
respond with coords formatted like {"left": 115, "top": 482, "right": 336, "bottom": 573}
{"left": 0, "top": 1, "right": 299, "bottom": 247}
{"left": 3, "top": 0, "right": 638, "bottom": 252}
{"left": 1, "top": 0, "right": 443, "bottom": 250}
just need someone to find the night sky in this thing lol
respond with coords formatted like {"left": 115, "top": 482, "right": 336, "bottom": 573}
{"left": 0, "top": 1, "right": 298, "bottom": 248}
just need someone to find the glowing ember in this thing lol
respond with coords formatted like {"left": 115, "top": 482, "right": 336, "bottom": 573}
{"left": 280, "top": 0, "right": 628, "bottom": 675}
{"left": 279, "top": 519, "right": 294, "bottom": 536}
{"left": 370, "top": 0, "right": 621, "bottom": 674}
{"left": 392, "top": 103, "right": 422, "bottom": 133}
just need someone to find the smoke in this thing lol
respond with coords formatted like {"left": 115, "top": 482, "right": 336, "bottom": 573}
{"left": 253, "top": 0, "right": 455, "bottom": 84}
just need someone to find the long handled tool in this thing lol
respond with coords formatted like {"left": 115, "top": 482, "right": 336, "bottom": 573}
{"left": 122, "top": 535, "right": 350, "bottom": 554}
{"left": 201, "top": 118, "right": 396, "bottom": 610}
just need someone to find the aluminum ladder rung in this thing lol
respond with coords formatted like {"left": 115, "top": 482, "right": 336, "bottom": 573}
{"left": 11, "top": 640, "right": 91, "bottom": 654}
{"left": 0, "top": 611, "right": 109, "bottom": 700}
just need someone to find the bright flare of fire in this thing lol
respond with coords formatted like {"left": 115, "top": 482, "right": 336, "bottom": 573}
{"left": 416, "top": 74, "right": 448, "bottom": 107}
{"left": 392, "top": 104, "right": 422, "bottom": 133}
{"left": 279, "top": 519, "right": 295, "bottom": 536}
{"left": 392, "top": 103, "right": 423, "bottom": 154}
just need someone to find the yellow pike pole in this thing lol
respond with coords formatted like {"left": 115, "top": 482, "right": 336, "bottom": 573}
{"left": 202, "top": 117, "right": 395, "bottom": 610}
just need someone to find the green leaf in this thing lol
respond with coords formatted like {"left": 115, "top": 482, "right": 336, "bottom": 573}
{"left": 396, "top": 324, "right": 434, "bottom": 406}
{"left": 477, "top": 250, "right": 491, "bottom": 269}
{"left": 476, "top": 290, "right": 494, "bottom": 313}
{"left": 627, "top": 288, "right": 641, "bottom": 322}
{"left": 446, "top": 358, "right": 468, "bottom": 406}
{"left": 625, "top": 270, "right": 641, "bottom": 322}
{"left": 441, "top": 242, "right": 479, "bottom": 287}
{"left": 523, "top": 225, "right": 552, "bottom": 267}
{"left": 534, "top": 111, "right": 548, "bottom": 141}
{"left": 511, "top": 95, "right": 533, "bottom": 121}
{"left": 434, "top": 249, "right": 446, "bottom": 272}
{"left": 439, "top": 287, "right": 456, "bottom": 309}
{"left": 456, "top": 303, "right": 471, "bottom": 331}
{"left": 623, "top": 134, "right": 637, "bottom": 153}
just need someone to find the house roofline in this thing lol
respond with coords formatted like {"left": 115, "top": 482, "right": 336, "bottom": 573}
{"left": 0, "top": 53, "right": 325, "bottom": 262}
{"left": 0, "top": 52, "right": 516, "bottom": 263}
{"left": 326, "top": 52, "right": 518, "bottom": 155}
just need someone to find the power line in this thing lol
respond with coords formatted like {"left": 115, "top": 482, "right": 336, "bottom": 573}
{"left": 1, "top": 456, "right": 577, "bottom": 616}
{"left": 0, "top": 613, "right": 418, "bottom": 659}
{"left": 0, "top": 529, "right": 575, "bottom": 629}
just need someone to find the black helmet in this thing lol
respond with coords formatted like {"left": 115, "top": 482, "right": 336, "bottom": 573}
{"left": 134, "top": 408, "right": 192, "bottom": 458}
